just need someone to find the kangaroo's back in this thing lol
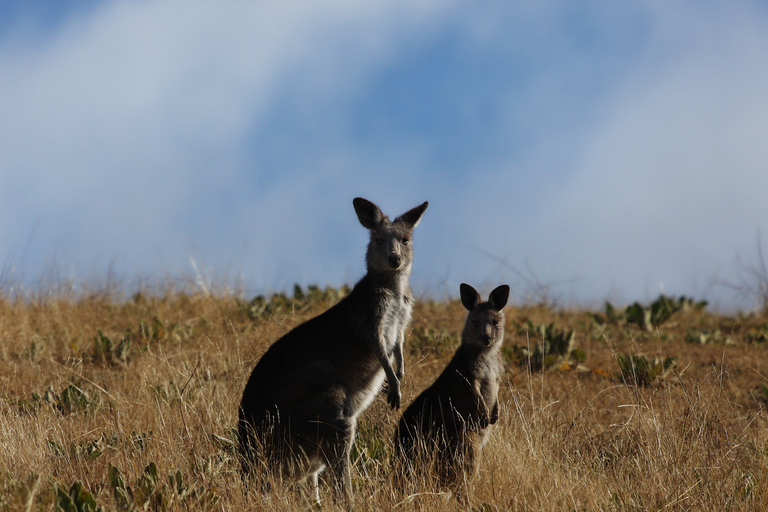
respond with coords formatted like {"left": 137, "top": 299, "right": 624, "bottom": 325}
{"left": 238, "top": 197, "right": 428, "bottom": 505}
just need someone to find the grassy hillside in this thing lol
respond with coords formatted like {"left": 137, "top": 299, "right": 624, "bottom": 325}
{"left": 1, "top": 285, "right": 767, "bottom": 511}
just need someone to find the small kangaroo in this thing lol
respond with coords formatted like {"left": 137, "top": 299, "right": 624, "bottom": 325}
{"left": 394, "top": 283, "right": 509, "bottom": 499}
{"left": 238, "top": 197, "right": 428, "bottom": 505}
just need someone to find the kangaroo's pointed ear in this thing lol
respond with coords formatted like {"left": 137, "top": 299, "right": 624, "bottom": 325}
{"left": 460, "top": 283, "right": 481, "bottom": 311}
{"left": 488, "top": 285, "right": 510, "bottom": 311}
{"left": 394, "top": 201, "right": 428, "bottom": 229}
{"left": 353, "top": 198, "right": 384, "bottom": 230}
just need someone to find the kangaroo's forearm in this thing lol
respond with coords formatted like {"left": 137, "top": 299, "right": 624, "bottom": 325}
{"left": 393, "top": 336, "right": 405, "bottom": 380}
{"left": 366, "top": 332, "right": 402, "bottom": 409}
{"left": 376, "top": 344, "right": 399, "bottom": 384}
{"left": 489, "top": 399, "right": 499, "bottom": 424}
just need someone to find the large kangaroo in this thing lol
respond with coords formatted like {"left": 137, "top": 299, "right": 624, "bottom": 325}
{"left": 238, "top": 197, "right": 428, "bottom": 504}
{"left": 394, "top": 283, "right": 509, "bottom": 500}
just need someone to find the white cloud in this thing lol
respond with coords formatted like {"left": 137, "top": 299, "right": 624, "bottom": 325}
{"left": 2, "top": 1, "right": 768, "bottom": 309}
{"left": 0, "top": 0, "right": 456, "bottom": 286}
{"left": 475, "top": 3, "right": 768, "bottom": 307}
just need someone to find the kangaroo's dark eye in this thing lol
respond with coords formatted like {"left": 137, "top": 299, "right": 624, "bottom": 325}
{"left": 375, "top": 237, "right": 384, "bottom": 246}
{"left": 402, "top": 237, "right": 410, "bottom": 245}
{"left": 492, "top": 320, "right": 499, "bottom": 328}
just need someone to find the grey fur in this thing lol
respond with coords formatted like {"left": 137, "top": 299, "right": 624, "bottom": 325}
{"left": 394, "top": 283, "right": 509, "bottom": 500}
{"left": 238, "top": 197, "right": 428, "bottom": 505}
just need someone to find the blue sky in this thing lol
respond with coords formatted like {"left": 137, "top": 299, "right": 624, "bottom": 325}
{"left": 2, "top": 1, "right": 768, "bottom": 309}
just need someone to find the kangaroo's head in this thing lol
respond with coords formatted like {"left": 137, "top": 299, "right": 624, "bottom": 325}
{"left": 460, "top": 283, "right": 509, "bottom": 348}
{"left": 353, "top": 197, "right": 428, "bottom": 274}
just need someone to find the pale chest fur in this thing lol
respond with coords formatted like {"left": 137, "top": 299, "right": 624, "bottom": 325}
{"left": 378, "top": 289, "right": 412, "bottom": 352}
{"left": 345, "top": 287, "right": 412, "bottom": 418}
{"left": 472, "top": 352, "right": 502, "bottom": 407}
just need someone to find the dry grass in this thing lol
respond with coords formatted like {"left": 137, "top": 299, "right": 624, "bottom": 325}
{"left": 1, "top": 285, "right": 767, "bottom": 511}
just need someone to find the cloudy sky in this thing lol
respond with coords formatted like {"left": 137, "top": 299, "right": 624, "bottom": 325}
{"left": 2, "top": 0, "right": 767, "bottom": 309}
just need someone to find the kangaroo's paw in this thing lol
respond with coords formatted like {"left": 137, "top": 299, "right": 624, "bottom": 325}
{"left": 386, "top": 381, "right": 401, "bottom": 410}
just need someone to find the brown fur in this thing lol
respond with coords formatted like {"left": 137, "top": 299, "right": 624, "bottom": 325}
{"left": 394, "top": 283, "right": 509, "bottom": 500}
{"left": 238, "top": 197, "right": 427, "bottom": 505}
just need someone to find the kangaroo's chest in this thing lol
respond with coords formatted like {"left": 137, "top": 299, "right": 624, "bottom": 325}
{"left": 478, "top": 374, "right": 499, "bottom": 403}
{"left": 471, "top": 358, "right": 501, "bottom": 402}
{"left": 378, "top": 293, "right": 412, "bottom": 349}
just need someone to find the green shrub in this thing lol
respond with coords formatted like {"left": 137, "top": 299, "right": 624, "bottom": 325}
{"left": 588, "top": 301, "right": 625, "bottom": 326}
{"left": 596, "top": 295, "right": 706, "bottom": 331}
{"left": 686, "top": 328, "right": 732, "bottom": 345}
{"left": 516, "top": 321, "right": 581, "bottom": 371}
{"left": 744, "top": 323, "right": 768, "bottom": 343}
{"left": 55, "top": 481, "right": 103, "bottom": 512}
{"left": 35, "top": 383, "right": 98, "bottom": 416}
{"left": 107, "top": 462, "right": 219, "bottom": 512}
{"left": 615, "top": 352, "right": 676, "bottom": 387}
{"left": 237, "top": 284, "right": 350, "bottom": 321}
{"left": 93, "top": 330, "right": 130, "bottom": 365}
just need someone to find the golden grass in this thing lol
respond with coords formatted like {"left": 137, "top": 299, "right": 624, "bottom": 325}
{"left": 1, "top": 286, "right": 767, "bottom": 511}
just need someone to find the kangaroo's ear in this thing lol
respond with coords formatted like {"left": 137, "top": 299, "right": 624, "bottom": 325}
{"left": 460, "top": 283, "right": 481, "bottom": 311}
{"left": 353, "top": 198, "right": 384, "bottom": 230}
{"left": 394, "top": 201, "right": 428, "bottom": 229}
{"left": 488, "top": 285, "right": 510, "bottom": 311}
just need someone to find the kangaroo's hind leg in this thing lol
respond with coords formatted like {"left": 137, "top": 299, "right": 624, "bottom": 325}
{"left": 323, "top": 417, "right": 355, "bottom": 507}
{"left": 238, "top": 411, "right": 277, "bottom": 496}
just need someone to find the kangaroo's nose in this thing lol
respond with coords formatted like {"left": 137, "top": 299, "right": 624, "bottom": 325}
{"left": 481, "top": 334, "right": 492, "bottom": 345}
{"left": 388, "top": 254, "right": 402, "bottom": 269}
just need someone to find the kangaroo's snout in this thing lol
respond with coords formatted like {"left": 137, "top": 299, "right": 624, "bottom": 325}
{"left": 388, "top": 254, "right": 402, "bottom": 269}
{"left": 481, "top": 333, "right": 492, "bottom": 345}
